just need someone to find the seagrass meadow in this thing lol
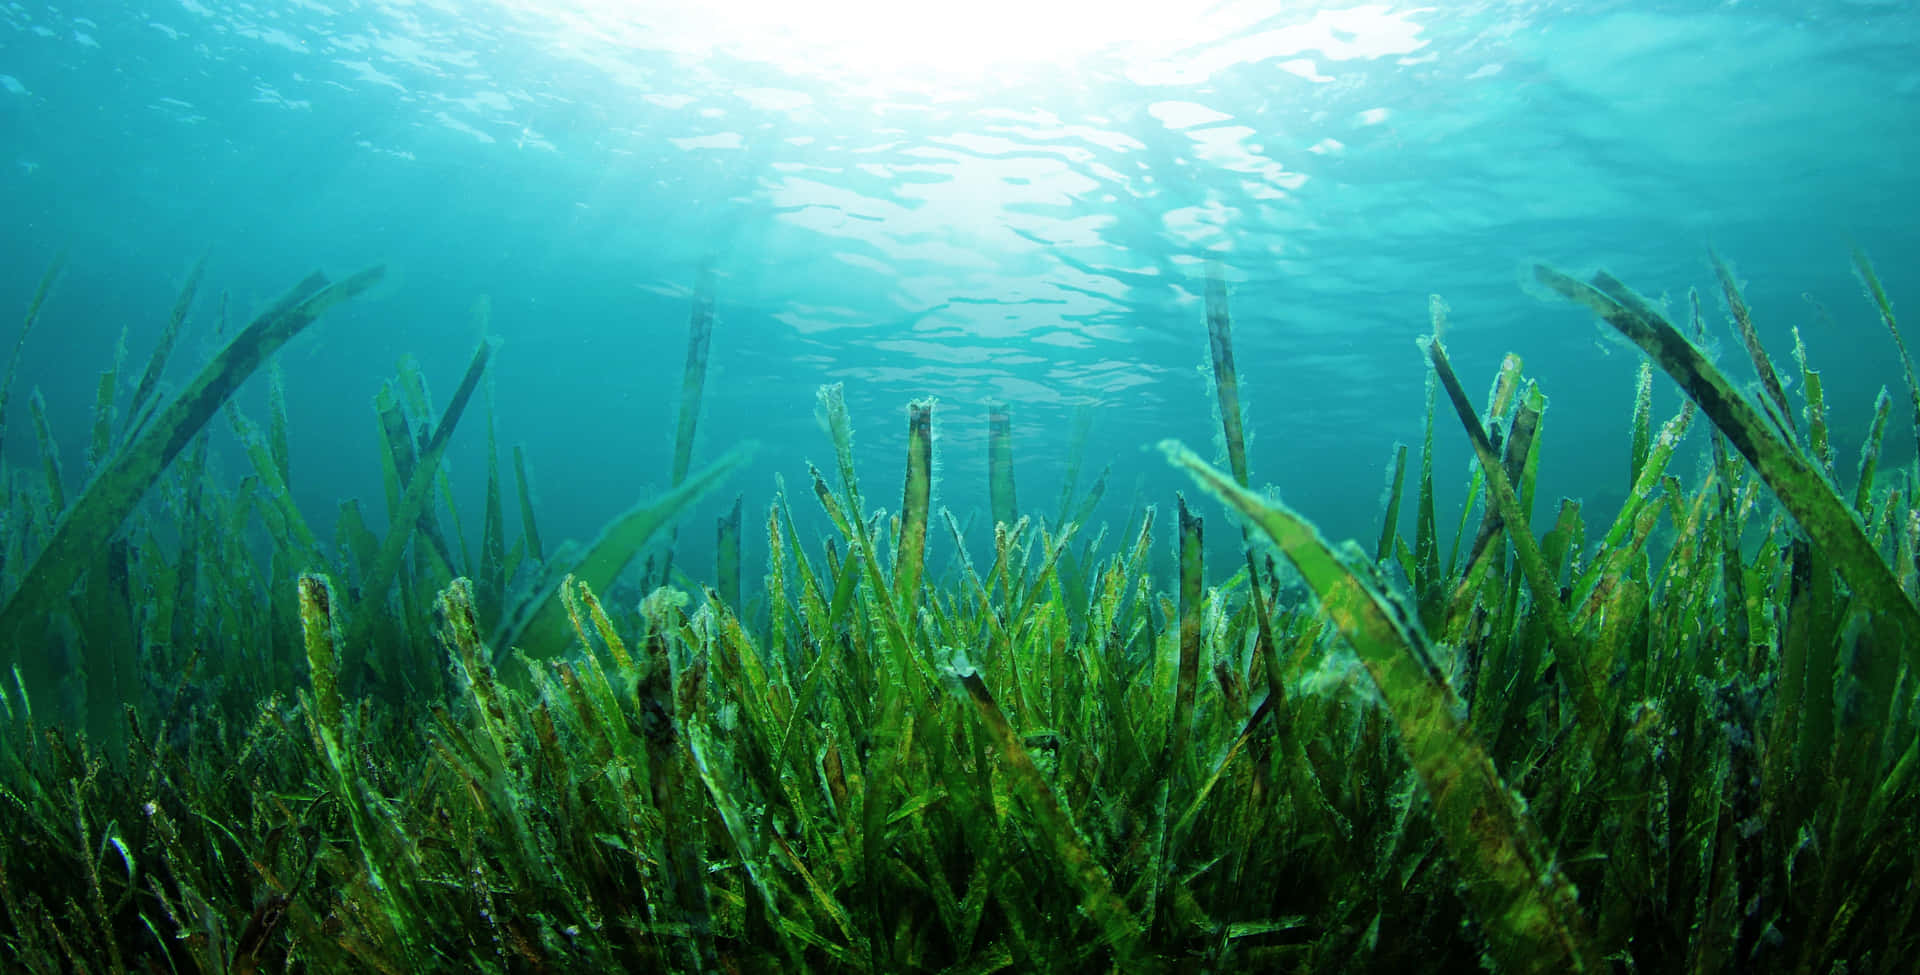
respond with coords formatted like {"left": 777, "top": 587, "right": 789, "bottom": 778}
{"left": 0, "top": 247, "right": 1917, "bottom": 975}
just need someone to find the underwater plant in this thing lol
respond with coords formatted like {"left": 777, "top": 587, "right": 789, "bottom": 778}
{"left": 0, "top": 249, "right": 1914, "bottom": 974}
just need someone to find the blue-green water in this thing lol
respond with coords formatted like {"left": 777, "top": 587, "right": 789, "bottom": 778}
{"left": 2, "top": 0, "right": 1915, "bottom": 580}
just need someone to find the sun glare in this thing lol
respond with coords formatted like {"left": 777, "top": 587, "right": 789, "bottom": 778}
{"left": 548, "top": 0, "right": 1203, "bottom": 92}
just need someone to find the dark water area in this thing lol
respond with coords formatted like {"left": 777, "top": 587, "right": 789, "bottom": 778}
{"left": 1, "top": 0, "right": 1915, "bottom": 585}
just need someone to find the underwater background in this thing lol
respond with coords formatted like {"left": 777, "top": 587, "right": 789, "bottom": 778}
{"left": 3, "top": 0, "right": 1915, "bottom": 576}
{"left": 4, "top": 2, "right": 1920, "bottom": 971}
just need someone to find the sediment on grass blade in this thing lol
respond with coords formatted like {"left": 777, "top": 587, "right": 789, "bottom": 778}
{"left": 1853, "top": 388, "right": 1892, "bottom": 520}
{"left": 818, "top": 383, "right": 867, "bottom": 526}
{"left": 1170, "top": 494, "right": 1203, "bottom": 786}
{"left": 1630, "top": 361, "right": 1654, "bottom": 488}
{"left": 299, "top": 571, "right": 425, "bottom": 957}
{"left": 1711, "top": 249, "right": 1795, "bottom": 436}
{"left": 1793, "top": 329, "right": 1835, "bottom": 480}
{"left": 894, "top": 399, "right": 933, "bottom": 616}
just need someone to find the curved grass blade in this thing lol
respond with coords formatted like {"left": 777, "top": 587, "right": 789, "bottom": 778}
{"left": 1052, "top": 405, "right": 1095, "bottom": 526}
{"left": 1413, "top": 297, "right": 1445, "bottom": 625}
{"left": 497, "top": 441, "right": 753, "bottom": 663}
{"left": 716, "top": 494, "right": 743, "bottom": 611}
{"left": 988, "top": 401, "right": 1017, "bottom": 529}
{"left": 479, "top": 384, "right": 508, "bottom": 621}
{"left": 1793, "top": 329, "right": 1833, "bottom": 480}
{"left": 1571, "top": 403, "right": 1692, "bottom": 633}
{"left": 351, "top": 336, "right": 497, "bottom": 649}
{"left": 512, "top": 444, "right": 544, "bottom": 562}
{"left": 1535, "top": 263, "right": 1920, "bottom": 663}
{"left": 1691, "top": 288, "right": 1753, "bottom": 655}
{"left": 1447, "top": 352, "right": 1525, "bottom": 577}
{"left": 1424, "top": 340, "right": 1605, "bottom": 735}
{"left": 28, "top": 389, "right": 63, "bottom": 515}
{"left": 1201, "top": 273, "right": 1290, "bottom": 725}
{"left": 1205, "top": 273, "right": 1252, "bottom": 489}
{"left": 671, "top": 267, "right": 716, "bottom": 488}
{"left": 1067, "top": 463, "right": 1110, "bottom": 529}
{"left": 0, "top": 252, "right": 65, "bottom": 465}
{"left": 949, "top": 664, "right": 1143, "bottom": 963}
{"left": 86, "top": 355, "right": 119, "bottom": 475}
{"left": 1162, "top": 439, "right": 1602, "bottom": 975}
{"left": 1711, "top": 249, "right": 1794, "bottom": 436}
{"left": 1449, "top": 383, "right": 1544, "bottom": 635}
{"left": 0, "top": 266, "right": 385, "bottom": 710}
{"left": 226, "top": 402, "right": 324, "bottom": 567}
{"left": 1376, "top": 443, "right": 1408, "bottom": 564}
{"left": 1629, "top": 362, "right": 1654, "bottom": 489}
{"left": 1854, "top": 388, "right": 1893, "bottom": 520}
{"left": 655, "top": 271, "right": 718, "bottom": 588}
{"left": 1852, "top": 249, "right": 1920, "bottom": 468}
{"left": 123, "top": 256, "right": 207, "bottom": 446}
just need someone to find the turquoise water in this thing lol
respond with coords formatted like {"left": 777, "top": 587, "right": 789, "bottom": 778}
{"left": 2, "top": 1, "right": 1915, "bottom": 578}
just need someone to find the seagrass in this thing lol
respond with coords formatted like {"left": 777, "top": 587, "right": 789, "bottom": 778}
{"left": 0, "top": 250, "right": 1914, "bottom": 974}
